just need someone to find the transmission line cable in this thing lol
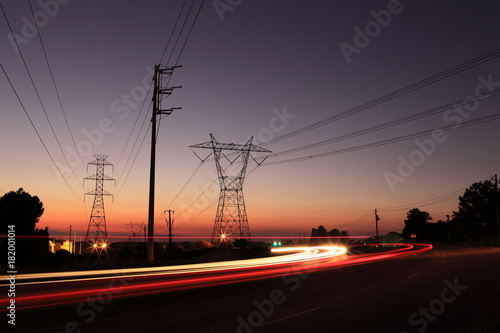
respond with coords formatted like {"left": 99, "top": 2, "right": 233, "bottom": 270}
{"left": 27, "top": 0, "right": 84, "bottom": 183}
{"left": 117, "top": 0, "right": 205, "bottom": 204}
{"left": 114, "top": 117, "right": 153, "bottom": 199}
{"left": 0, "top": 63, "right": 83, "bottom": 201}
{"left": 261, "top": 47, "right": 500, "bottom": 147}
{"left": 270, "top": 87, "right": 500, "bottom": 158}
{"left": 264, "top": 113, "right": 500, "bottom": 166}
{"left": 378, "top": 188, "right": 465, "bottom": 212}
{"left": 1, "top": 3, "right": 83, "bottom": 191}
{"left": 114, "top": 0, "right": 192, "bottom": 177}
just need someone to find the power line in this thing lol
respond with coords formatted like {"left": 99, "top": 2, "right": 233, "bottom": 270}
{"left": 153, "top": 0, "right": 190, "bottom": 140}
{"left": 114, "top": 120, "right": 152, "bottom": 199}
{"left": 151, "top": 16, "right": 496, "bottom": 234}
{"left": 263, "top": 113, "right": 500, "bottom": 166}
{"left": 166, "top": 163, "right": 262, "bottom": 230}
{"left": 1, "top": 2, "right": 84, "bottom": 189}
{"left": 212, "top": 48, "right": 500, "bottom": 166}
{"left": 378, "top": 188, "right": 465, "bottom": 212}
{"left": 164, "top": 160, "right": 205, "bottom": 208}
{"left": 113, "top": 0, "right": 131, "bottom": 100}
{"left": 0, "top": 63, "right": 83, "bottom": 201}
{"left": 27, "top": 0, "right": 84, "bottom": 183}
{"left": 170, "top": 21, "right": 500, "bottom": 198}
{"left": 161, "top": 0, "right": 192, "bottom": 67}
{"left": 269, "top": 87, "right": 500, "bottom": 159}
{"left": 114, "top": 0, "right": 201, "bottom": 189}
{"left": 115, "top": 0, "right": 205, "bottom": 217}
{"left": 212, "top": 5, "right": 500, "bottom": 132}
{"left": 172, "top": 0, "right": 205, "bottom": 66}
{"left": 261, "top": 47, "right": 500, "bottom": 147}
{"left": 115, "top": 101, "right": 153, "bottom": 187}
{"left": 379, "top": 220, "right": 401, "bottom": 232}
{"left": 86, "top": 0, "right": 94, "bottom": 129}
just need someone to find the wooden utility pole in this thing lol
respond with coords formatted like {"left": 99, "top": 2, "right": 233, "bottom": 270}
{"left": 165, "top": 209, "right": 174, "bottom": 251}
{"left": 495, "top": 174, "right": 499, "bottom": 242}
{"left": 147, "top": 64, "right": 181, "bottom": 261}
{"left": 375, "top": 209, "right": 380, "bottom": 245}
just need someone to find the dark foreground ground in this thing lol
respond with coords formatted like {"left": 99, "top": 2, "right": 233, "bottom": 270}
{"left": 5, "top": 245, "right": 500, "bottom": 333}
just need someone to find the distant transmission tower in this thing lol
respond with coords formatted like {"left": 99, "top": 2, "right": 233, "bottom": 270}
{"left": 125, "top": 221, "right": 145, "bottom": 244}
{"left": 85, "top": 155, "right": 115, "bottom": 248}
{"left": 190, "top": 134, "right": 271, "bottom": 243}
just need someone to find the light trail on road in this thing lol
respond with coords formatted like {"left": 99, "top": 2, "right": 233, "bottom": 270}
{"left": 0, "top": 244, "right": 431, "bottom": 311}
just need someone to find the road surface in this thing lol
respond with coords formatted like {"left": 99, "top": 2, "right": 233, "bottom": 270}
{"left": 4, "top": 245, "right": 500, "bottom": 332}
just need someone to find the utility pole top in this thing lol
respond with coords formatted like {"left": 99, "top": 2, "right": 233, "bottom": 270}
{"left": 147, "top": 64, "right": 182, "bottom": 262}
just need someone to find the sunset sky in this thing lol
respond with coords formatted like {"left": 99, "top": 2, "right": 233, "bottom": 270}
{"left": 1, "top": 0, "right": 499, "bottom": 241}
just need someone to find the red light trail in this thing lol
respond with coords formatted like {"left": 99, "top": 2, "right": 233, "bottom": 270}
{"left": 0, "top": 244, "right": 431, "bottom": 312}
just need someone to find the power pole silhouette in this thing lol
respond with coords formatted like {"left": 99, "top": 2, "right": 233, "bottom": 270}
{"left": 147, "top": 64, "right": 181, "bottom": 261}
{"left": 495, "top": 174, "right": 499, "bottom": 241}
{"left": 164, "top": 210, "right": 174, "bottom": 251}
{"left": 85, "top": 155, "right": 115, "bottom": 250}
{"left": 190, "top": 134, "right": 271, "bottom": 243}
{"left": 374, "top": 209, "right": 380, "bottom": 245}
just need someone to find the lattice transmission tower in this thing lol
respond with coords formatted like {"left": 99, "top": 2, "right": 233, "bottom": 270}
{"left": 190, "top": 134, "right": 271, "bottom": 243}
{"left": 85, "top": 155, "right": 115, "bottom": 248}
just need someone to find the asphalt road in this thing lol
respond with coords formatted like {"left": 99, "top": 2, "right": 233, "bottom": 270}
{"left": 9, "top": 245, "right": 500, "bottom": 333}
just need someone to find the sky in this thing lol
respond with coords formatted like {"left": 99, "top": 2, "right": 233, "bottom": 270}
{"left": 1, "top": 0, "right": 500, "bottom": 241}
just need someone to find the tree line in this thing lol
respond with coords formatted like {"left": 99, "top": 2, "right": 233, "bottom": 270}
{"left": 310, "top": 178, "right": 499, "bottom": 245}
{"left": 401, "top": 179, "right": 499, "bottom": 243}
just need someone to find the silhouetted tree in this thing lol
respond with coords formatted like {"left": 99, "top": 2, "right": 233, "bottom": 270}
{"left": 311, "top": 226, "right": 349, "bottom": 245}
{"left": 427, "top": 220, "right": 448, "bottom": 243}
{"left": 329, "top": 228, "right": 341, "bottom": 237}
{"left": 402, "top": 208, "right": 432, "bottom": 243}
{"left": 310, "top": 225, "right": 329, "bottom": 244}
{"left": 0, "top": 188, "right": 44, "bottom": 234}
{"left": 0, "top": 188, "right": 48, "bottom": 267}
{"left": 452, "top": 180, "right": 497, "bottom": 242}
{"left": 328, "top": 228, "right": 349, "bottom": 244}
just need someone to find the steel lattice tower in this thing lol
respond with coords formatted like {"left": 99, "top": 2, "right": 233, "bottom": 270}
{"left": 85, "top": 155, "right": 115, "bottom": 247}
{"left": 190, "top": 134, "right": 271, "bottom": 242}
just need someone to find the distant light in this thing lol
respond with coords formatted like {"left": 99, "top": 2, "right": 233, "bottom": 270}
{"left": 102, "top": 243, "right": 107, "bottom": 248}
{"left": 93, "top": 243, "right": 98, "bottom": 248}
{"left": 220, "top": 234, "right": 226, "bottom": 239}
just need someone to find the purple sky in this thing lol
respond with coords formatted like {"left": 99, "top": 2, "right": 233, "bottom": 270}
{"left": 1, "top": 0, "right": 500, "bottom": 240}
